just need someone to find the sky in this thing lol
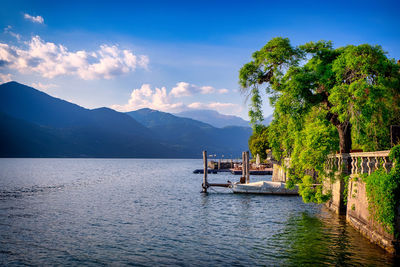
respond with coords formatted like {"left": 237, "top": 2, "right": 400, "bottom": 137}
{"left": 0, "top": 0, "right": 399, "bottom": 119}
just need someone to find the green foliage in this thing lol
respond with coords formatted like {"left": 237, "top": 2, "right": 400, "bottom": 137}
{"left": 239, "top": 37, "right": 400, "bottom": 203}
{"left": 363, "top": 145, "right": 400, "bottom": 234}
{"left": 248, "top": 126, "right": 270, "bottom": 159}
{"left": 248, "top": 86, "right": 264, "bottom": 133}
{"left": 298, "top": 175, "right": 331, "bottom": 204}
{"left": 342, "top": 175, "right": 350, "bottom": 205}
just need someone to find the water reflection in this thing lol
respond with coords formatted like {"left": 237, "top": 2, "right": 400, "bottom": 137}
{"left": 280, "top": 208, "right": 397, "bottom": 266}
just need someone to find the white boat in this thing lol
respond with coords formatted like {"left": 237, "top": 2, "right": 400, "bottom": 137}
{"left": 231, "top": 181, "right": 298, "bottom": 195}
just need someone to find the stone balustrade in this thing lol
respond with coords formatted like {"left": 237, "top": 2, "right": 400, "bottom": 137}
{"left": 326, "top": 150, "right": 392, "bottom": 175}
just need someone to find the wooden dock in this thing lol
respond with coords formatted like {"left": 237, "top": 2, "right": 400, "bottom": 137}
{"left": 200, "top": 150, "right": 298, "bottom": 195}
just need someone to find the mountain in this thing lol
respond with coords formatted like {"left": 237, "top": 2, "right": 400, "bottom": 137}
{"left": 0, "top": 82, "right": 178, "bottom": 158}
{"left": 175, "top": 109, "right": 274, "bottom": 128}
{"left": 0, "top": 82, "right": 251, "bottom": 158}
{"left": 127, "top": 108, "right": 252, "bottom": 157}
{"left": 175, "top": 109, "right": 250, "bottom": 128}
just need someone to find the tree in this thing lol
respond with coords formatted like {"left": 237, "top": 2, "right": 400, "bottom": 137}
{"left": 248, "top": 125, "right": 269, "bottom": 160}
{"left": 239, "top": 37, "right": 400, "bottom": 202}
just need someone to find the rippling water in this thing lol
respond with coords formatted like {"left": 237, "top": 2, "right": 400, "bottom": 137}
{"left": 0, "top": 158, "right": 398, "bottom": 266}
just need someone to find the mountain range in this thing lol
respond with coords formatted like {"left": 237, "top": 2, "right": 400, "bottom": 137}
{"left": 175, "top": 109, "right": 273, "bottom": 128}
{"left": 175, "top": 109, "right": 250, "bottom": 128}
{"left": 0, "top": 82, "right": 252, "bottom": 158}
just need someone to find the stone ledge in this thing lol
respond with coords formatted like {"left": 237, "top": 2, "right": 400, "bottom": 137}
{"left": 347, "top": 214, "right": 398, "bottom": 254}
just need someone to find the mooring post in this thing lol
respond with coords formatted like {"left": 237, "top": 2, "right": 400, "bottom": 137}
{"left": 242, "top": 151, "right": 246, "bottom": 181}
{"left": 246, "top": 151, "right": 250, "bottom": 184}
{"left": 202, "top": 150, "right": 208, "bottom": 193}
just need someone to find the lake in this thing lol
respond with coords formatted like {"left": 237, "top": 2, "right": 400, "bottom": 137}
{"left": 0, "top": 158, "right": 397, "bottom": 266}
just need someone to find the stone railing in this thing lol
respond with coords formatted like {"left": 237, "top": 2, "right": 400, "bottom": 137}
{"left": 326, "top": 151, "right": 392, "bottom": 175}
{"left": 349, "top": 151, "right": 392, "bottom": 175}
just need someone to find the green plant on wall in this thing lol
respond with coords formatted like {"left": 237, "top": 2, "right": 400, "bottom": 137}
{"left": 363, "top": 145, "right": 400, "bottom": 234}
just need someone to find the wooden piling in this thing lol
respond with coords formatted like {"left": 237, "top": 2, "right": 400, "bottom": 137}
{"left": 246, "top": 151, "right": 250, "bottom": 184}
{"left": 202, "top": 150, "right": 208, "bottom": 193}
{"left": 242, "top": 151, "right": 246, "bottom": 179}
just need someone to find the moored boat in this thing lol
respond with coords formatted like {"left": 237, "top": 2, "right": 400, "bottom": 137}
{"left": 231, "top": 181, "right": 298, "bottom": 195}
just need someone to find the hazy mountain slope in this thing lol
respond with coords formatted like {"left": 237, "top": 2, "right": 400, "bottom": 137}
{"left": 127, "top": 108, "right": 252, "bottom": 157}
{"left": 0, "top": 82, "right": 252, "bottom": 158}
{"left": 175, "top": 109, "right": 250, "bottom": 128}
{"left": 0, "top": 82, "right": 179, "bottom": 158}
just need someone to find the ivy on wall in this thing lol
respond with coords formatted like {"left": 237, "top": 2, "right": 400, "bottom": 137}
{"left": 362, "top": 145, "right": 400, "bottom": 234}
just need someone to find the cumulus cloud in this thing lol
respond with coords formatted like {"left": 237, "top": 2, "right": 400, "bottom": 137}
{"left": 218, "top": 88, "right": 229, "bottom": 94}
{"left": 24, "top": 13, "right": 44, "bottom": 24}
{"left": 111, "top": 83, "right": 239, "bottom": 115}
{"left": 0, "top": 35, "right": 149, "bottom": 80}
{"left": 111, "top": 84, "right": 184, "bottom": 112}
{"left": 3, "top": 26, "right": 21, "bottom": 40}
{"left": 0, "top": 73, "right": 12, "bottom": 83}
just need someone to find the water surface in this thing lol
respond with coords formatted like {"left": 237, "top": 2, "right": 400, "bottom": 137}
{"left": 0, "top": 159, "right": 397, "bottom": 266}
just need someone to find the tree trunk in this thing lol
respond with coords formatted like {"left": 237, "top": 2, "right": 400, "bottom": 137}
{"left": 337, "top": 122, "right": 352, "bottom": 153}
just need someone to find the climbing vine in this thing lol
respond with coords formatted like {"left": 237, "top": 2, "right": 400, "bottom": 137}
{"left": 362, "top": 145, "right": 400, "bottom": 234}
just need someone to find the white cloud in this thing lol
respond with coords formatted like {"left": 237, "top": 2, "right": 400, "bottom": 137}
{"left": 3, "top": 26, "right": 21, "bottom": 40}
{"left": 111, "top": 83, "right": 240, "bottom": 115}
{"left": 111, "top": 84, "right": 184, "bottom": 112}
{"left": 0, "top": 35, "right": 149, "bottom": 80}
{"left": 24, "top": 13, "right": 44, "bottom": 24}
{"left": 31, "top": 82, "right": 58, "bottom": 91}
{"left": 169, "top": 82, "right": 228, "bottom": 97}
{"left": 187, "top": 102, "right": 239, "bottom": 114}
{"left": 0, "top": 73, "right": 12, "bottom": 83}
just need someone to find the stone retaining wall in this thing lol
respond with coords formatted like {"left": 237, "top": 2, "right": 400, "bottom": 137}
{"left": 324, "top": 150, "right": 399, "bottom": 254}
{"left": 347, "top": 176, "right": 399, "bottom": 253}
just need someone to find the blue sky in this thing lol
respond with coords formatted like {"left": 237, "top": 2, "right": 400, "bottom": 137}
{"left": 0, "top": 0, "right": 399, "bottom": 119}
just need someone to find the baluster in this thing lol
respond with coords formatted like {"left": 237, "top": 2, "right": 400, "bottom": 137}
{"left": 351, "top": 156, "right": 354, "bottom": 175}
{"left": 362, "top": 157, "right": 366, "bottom": 174}
{"left": 354, "top": 157, "right": 358, "bottom": 174}
{"left": 383, "top": 157, "right": 388, "bottom": 172}
{"left": 374, "top": 156, "right": 379, "bottom": 172}
{"left": 367, "top": 157, "right": 371, "bottom": 175}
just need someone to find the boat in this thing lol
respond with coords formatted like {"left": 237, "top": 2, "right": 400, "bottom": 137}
{"left": 230, "top": 169, "right": 272, "bottom": 175}
{"left": 230, "top": 181, "right": 298, "bottom": 195}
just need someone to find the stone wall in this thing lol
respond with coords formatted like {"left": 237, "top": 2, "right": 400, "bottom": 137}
{"left": 347, "top": 177, "right": 400, "bottom": 253}
{"left": 324, "top": 150, "right": 400, "bottom": 253}
{"left": 324, "top": 176, "right": 346, "bottom": 215}
{"left": 271, "top": 163, "right": 287, "bottom": 182}
{"left": 324, "top": 153, "right": 351, "bottom": 214}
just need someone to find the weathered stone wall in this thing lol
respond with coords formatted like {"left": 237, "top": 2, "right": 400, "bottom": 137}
{"left": 324, "top": 150, "right": 400, "bottom": 253}
{"left": 324, "top": 176, "right": 346, "bottom": 215}
{"left": 324, "top": 153, "right": 351, "bottom": 215}
{"left": 271, "top": 163, "right": 287, "bottom": 182}
{"left": 346, "top": 176, "right": 400, "bottom": 254}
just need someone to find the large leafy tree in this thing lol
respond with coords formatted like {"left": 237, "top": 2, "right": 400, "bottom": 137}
{"left": 240, "top": 37, "right": 400, "bottom": 202}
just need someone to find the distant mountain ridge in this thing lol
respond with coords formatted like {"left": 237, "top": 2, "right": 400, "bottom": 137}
{"left": 0, "top": 82, "right": 174, "bottom": 158}
{"left": 126, "top": 108, "right": 252, "bottom": 157}
{"left": 175, "top": 109, "right": 249, "bottom": 128}
{"left": 175, "top": 109, "right": 273, "bottom": 128}
{"left": 0, "top": 82, "right": 252, "bottom": 158}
